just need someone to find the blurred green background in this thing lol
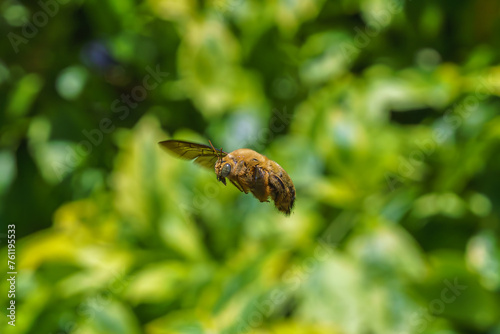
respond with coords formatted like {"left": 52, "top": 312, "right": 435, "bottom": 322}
{"left": 1, "top": 0, "right": 500, "bottom": 333}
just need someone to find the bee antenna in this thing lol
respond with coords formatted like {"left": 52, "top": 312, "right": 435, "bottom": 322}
{"left": 208, "top": 139, "right": 221, "bottom": 160}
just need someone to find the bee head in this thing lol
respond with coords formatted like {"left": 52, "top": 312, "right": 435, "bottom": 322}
{"left": 210, "top": 140, "right": 232, "bottom": 186}
{"left": 214, "top": 159, "right": 233, "bottom": 185}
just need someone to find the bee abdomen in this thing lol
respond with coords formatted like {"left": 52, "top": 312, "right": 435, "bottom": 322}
{"left": 269, "top": 173, "right": 295, "bottom": 215}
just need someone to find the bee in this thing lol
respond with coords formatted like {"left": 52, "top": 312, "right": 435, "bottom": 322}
{"left": 159, "top": 140, "right": 295, "bottom": 215}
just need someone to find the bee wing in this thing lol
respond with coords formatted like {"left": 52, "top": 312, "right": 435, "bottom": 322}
{"left": 158, "top": 140, "right": 227, "bottom": 170}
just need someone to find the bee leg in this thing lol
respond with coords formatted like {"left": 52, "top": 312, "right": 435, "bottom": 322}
{"left": 229, "top": 179, "right": 245, "bottom": 193}
{"left": 251, "top": 167, "right": 270, "bottom": 202}
{"left": 231, "top": 160, "right": 251, "bottom": 193}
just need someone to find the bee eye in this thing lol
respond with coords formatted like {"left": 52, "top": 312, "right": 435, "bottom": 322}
{"left": 221, "top": 163, "right": 231, "bottom": 177}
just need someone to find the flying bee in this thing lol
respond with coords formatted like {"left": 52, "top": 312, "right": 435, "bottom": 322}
{"left": 158, "top": 140, "right": 296, "bottom": 215}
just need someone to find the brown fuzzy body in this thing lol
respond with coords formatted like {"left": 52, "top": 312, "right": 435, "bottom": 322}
{"left": 214, "top": 149, "right": 295, "bottom": 215}
{"left": 158, "top": 140, "right": 296, "bottom": 215}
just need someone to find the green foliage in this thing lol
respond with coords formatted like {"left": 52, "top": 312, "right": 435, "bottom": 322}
{"left": 1, "top": 0, "right": 500, "bottom": 333}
